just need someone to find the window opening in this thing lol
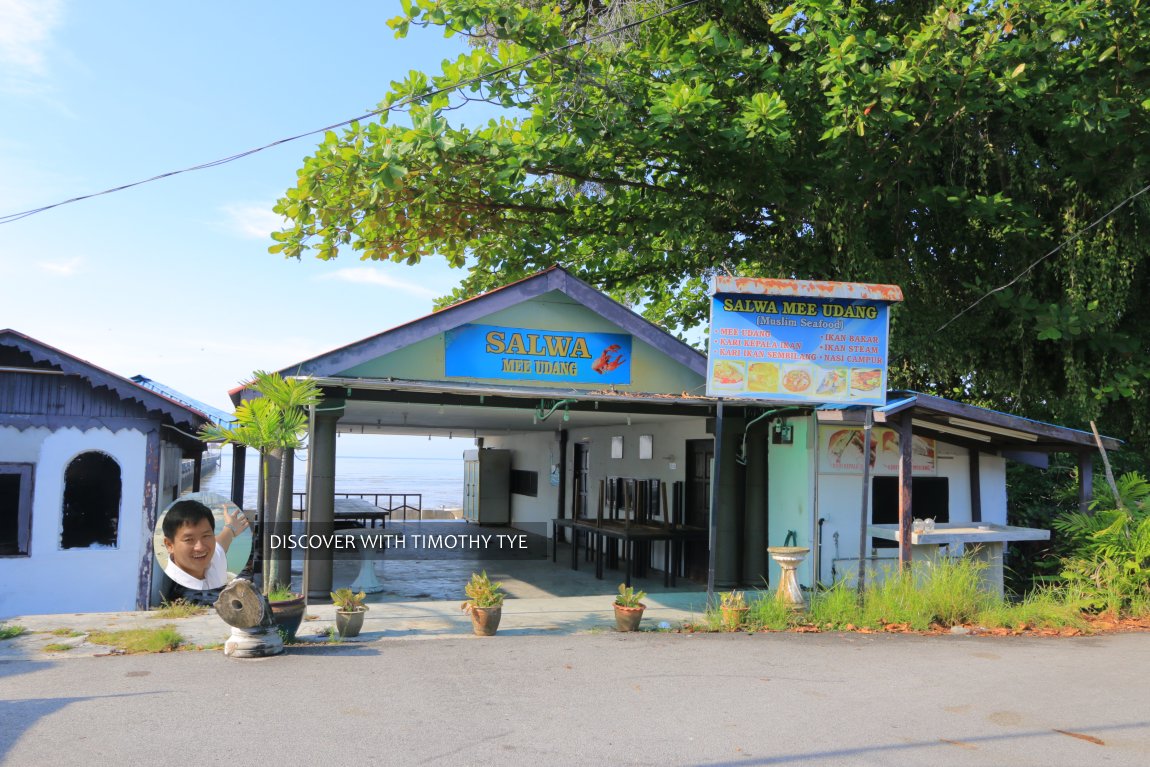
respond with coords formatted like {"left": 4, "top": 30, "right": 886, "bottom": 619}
{"left": 0, "top": 464, "right": 33, "bottom": 556}
{"left": 61, "top": 451, "right": 121, "bottom": 549}
{"left": 871, "top": 476, "right": 949, "bottom": 548}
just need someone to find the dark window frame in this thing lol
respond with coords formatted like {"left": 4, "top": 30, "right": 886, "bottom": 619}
{"left": 0, "top": 463, "right": 34, "bottom": 557}
{"left": 510, "top": 469, "right": 538, "bottom": 497}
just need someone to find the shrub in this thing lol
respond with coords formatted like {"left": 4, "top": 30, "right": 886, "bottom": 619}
{"left": 1053, "top": 471, "right": 1150, "bottom": 615}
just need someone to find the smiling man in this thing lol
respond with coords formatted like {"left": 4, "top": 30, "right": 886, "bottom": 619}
{"left": 158, "top": 499, "right": 248, "bottom": 606}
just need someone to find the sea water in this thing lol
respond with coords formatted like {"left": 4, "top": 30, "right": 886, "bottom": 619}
{"left": 201, "top": 445, "right": 465, "bottom": 514}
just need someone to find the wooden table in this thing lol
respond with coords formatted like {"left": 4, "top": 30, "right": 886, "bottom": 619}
{"left": 334, "top": 497, "right": 392, "bottom": 528}
{"left": 553, "top": 518, "right": 706, "bottom": 587}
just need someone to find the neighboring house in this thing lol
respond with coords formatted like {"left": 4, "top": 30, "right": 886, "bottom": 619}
{"left": 0, "top": 330, "right": 209, "bottom": 616}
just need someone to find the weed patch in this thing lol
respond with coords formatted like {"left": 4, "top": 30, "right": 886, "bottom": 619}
{"left": 0, "top": 624, "right": 26, "bottom": 641}
{"left": 87, "top": 625, "right": 184, "bottom": 654}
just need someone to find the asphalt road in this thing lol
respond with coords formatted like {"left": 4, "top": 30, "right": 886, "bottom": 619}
{"left": 2, "top": 631, "right": 1148, "bottom": 766}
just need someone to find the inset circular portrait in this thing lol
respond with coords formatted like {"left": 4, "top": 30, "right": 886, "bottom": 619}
{"left": 154, "top": 492, "right": 252, "bottom": 605}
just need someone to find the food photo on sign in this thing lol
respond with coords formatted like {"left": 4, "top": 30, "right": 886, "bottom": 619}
{"left": 818, "top": 427, "right": 937, "bottom": 475}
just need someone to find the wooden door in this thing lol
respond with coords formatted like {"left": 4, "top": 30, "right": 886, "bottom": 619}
{"left": 684, "top": 438, "right": 714, "bottom": 580}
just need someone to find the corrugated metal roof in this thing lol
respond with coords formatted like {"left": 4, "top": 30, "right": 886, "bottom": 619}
{"left": 130, "top": 375, "right": 235, "bottom": 427}
{"left": 814, "top": 390, "right": 1120, "bottom": 451}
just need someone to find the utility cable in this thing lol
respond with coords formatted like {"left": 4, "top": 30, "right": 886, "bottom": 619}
{"left": 0, "top": 0, "right": 703, "bottom": 226}
{"left": 936, "top": 180, "right": 1150, "bottom": 332}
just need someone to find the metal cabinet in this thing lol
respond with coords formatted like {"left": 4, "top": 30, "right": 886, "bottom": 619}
{"left": 462, "top": 449, "right": 511, "bottom": 524}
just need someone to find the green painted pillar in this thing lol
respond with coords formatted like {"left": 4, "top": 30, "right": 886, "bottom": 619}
{"left": 742, "top": 427, "right": 768, "bottom": 586}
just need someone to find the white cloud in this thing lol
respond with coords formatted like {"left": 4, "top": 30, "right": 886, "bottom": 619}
{"left": 222, "top": 203, "right": 287, "bottom": 240}
{"left": 321, "top": 266, "right": 440, "bottom": 298}
{"left": 37, "top": 255, "right": 83, "bottom": 276}
{"left": 0, "top": 0, "right": 63, "bottom": 92}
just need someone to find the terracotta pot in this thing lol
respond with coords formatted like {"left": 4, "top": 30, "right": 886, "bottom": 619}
{"left": 336, "top": 609, "right": 366, "bottom": 638}
{"left": 721, "top": 605, "right": 749, "bottom": 631}
{"left": 269, "top": 595, "right": 306, "bottom": 642}
{"left": 614, "top": 603, "right": 645, "bottom": 632}
{"left": 468, "top": 605, "right": 502, "bottom": 636}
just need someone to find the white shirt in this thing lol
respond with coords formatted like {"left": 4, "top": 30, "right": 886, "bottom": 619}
{"left": 164, "top": 542, "right": 229, "bottom": 590}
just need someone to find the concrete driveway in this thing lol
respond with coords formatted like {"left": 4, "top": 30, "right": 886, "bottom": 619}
{"left": 2, "top": 630, "right": 1147, "bottom": 766}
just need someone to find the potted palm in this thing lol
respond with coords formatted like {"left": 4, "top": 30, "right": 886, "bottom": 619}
{"left": 613, "top": 583, "right": 646, "bottom": 632}
{"left": 719, "top": 590, "right": 749, "bottom": 631}
{"left": 331, "top": 588, "right": 368, "bottom": 638}
{"left": 460, "top": 571, "right": 505, "bottom": 636}
{"left": 199, "top": 370, "right": 322, "bottom": 596}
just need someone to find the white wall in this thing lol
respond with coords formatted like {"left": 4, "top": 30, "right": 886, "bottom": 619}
{"left": 815, "top": 437, "right": 1007, "bottom": 587}
{"left": 0, "top": 425, "right": 150, "bottom": 617}
{"left": 484, "top": 417, "right": 710, "bottom": 532}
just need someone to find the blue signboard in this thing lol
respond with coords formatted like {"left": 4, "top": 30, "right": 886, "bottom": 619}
{"left": 707, "top": 280, "right": 897, "bottom": 405}
{"left": 445, "top": 324, "right": 632, "bottom": 385}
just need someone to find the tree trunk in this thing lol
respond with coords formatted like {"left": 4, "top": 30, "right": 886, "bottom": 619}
{"left": 267, "top": 447, "right": 295, "bottom": 591}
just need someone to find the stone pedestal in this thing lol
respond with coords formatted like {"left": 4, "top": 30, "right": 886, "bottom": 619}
{"left": 216, "top": 577, "right": 284, "bottom": 658}
{"left": 224, "top": 625, "right": 284, "bottom": 658}
{"left": 767, "top": 546, "right": 810, "bottom": 610}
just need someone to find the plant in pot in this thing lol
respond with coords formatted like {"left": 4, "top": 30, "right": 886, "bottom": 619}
{"left": 614, "top": 583, "right": 647, "bottom": 632}
{"left": 268, "top": 584, "right": 306, "bottom": 642}
{"left": 460, "top": 571, "right": 505, "bottom": 636}
{"left": 331, "top": 588, "right": 368, "bottom": 638}
{"left": 719, "top": 590, "right": 749, "bottom": 631}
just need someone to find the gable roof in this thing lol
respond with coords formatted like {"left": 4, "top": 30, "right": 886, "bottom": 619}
{"left": 262, "top": 266, "right": 706, "bottom": 392}
{"left": 0, "top": 329, "right": 210, "bottom": 432}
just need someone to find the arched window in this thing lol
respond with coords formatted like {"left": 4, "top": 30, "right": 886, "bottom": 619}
{"left": 60, "top": 451, "right": 121, "bottom": 549}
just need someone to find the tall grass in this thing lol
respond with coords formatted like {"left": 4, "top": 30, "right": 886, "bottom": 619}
{"left": 697, "top": 555, "right": 1111, "bottom": 633}
{"left": 976, "top": 586, "right": 1088, "bottom": 631}
{"left": 746, "top": 590, "right": 791, "bottom": 630}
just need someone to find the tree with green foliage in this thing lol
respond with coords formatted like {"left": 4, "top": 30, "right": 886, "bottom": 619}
{"left": 200, "top": 371, "right": 322, "bottom": 594}
{"left": 273, "top": 0, "right": 1150, "bottom": 451}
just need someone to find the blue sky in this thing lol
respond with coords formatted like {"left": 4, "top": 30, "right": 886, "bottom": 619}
{"left": 0, "top": 0, "right": 482, "bottom": 437}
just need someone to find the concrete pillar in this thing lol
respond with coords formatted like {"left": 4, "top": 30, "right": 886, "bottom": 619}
{"left": 742, "top": 426, "right": 768, "bottom": 586}
{"left": 230, "top": 444, "right": 247, "bottom": 509}
{"left": 305, "top": 407, "right": 341, "bottom": 599}
{"left": 714, "top": 415, "right": 746, "bottom": 589}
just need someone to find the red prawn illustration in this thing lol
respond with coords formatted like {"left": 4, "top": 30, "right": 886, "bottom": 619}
{"left": 591, "top": 344, "right": 626, "bottom": 374}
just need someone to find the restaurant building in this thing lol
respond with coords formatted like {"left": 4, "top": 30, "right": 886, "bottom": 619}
{"left": 241, "top": 269, "right": 1117, "bottom": 597}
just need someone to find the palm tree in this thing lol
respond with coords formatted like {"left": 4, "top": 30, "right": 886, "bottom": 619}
{"left": 200, "top": 371, "right": 322, "bottom": 594}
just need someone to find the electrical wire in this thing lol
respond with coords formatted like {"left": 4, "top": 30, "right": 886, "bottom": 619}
{"left": 936, "top": 180, "right": 1150, "bottom": 333}
{"left": 0, "top": 0, "right": 704, "bottom": 226}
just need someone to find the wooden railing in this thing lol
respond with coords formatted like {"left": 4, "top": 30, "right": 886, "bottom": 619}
{"left": 292, "top": 492, "right": 423, "bottom": 520}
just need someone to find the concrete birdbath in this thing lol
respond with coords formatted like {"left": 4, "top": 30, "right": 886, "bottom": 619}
{"left": 767, "top": 546, "right": 810, "bottom": 610}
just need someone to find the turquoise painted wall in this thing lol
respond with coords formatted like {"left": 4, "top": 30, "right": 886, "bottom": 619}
{"left": 337, "top": 291, "right": 704, "bottom": 395}
{"left": 767, "top": 417, "right": 813, "bottom": 588}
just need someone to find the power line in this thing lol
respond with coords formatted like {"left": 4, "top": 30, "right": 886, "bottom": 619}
{"left": 936, "top": 180, "right": 1150, "bottom": 333}
{"left": 0, "top": 0, "right": 703, "bottom": 226}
